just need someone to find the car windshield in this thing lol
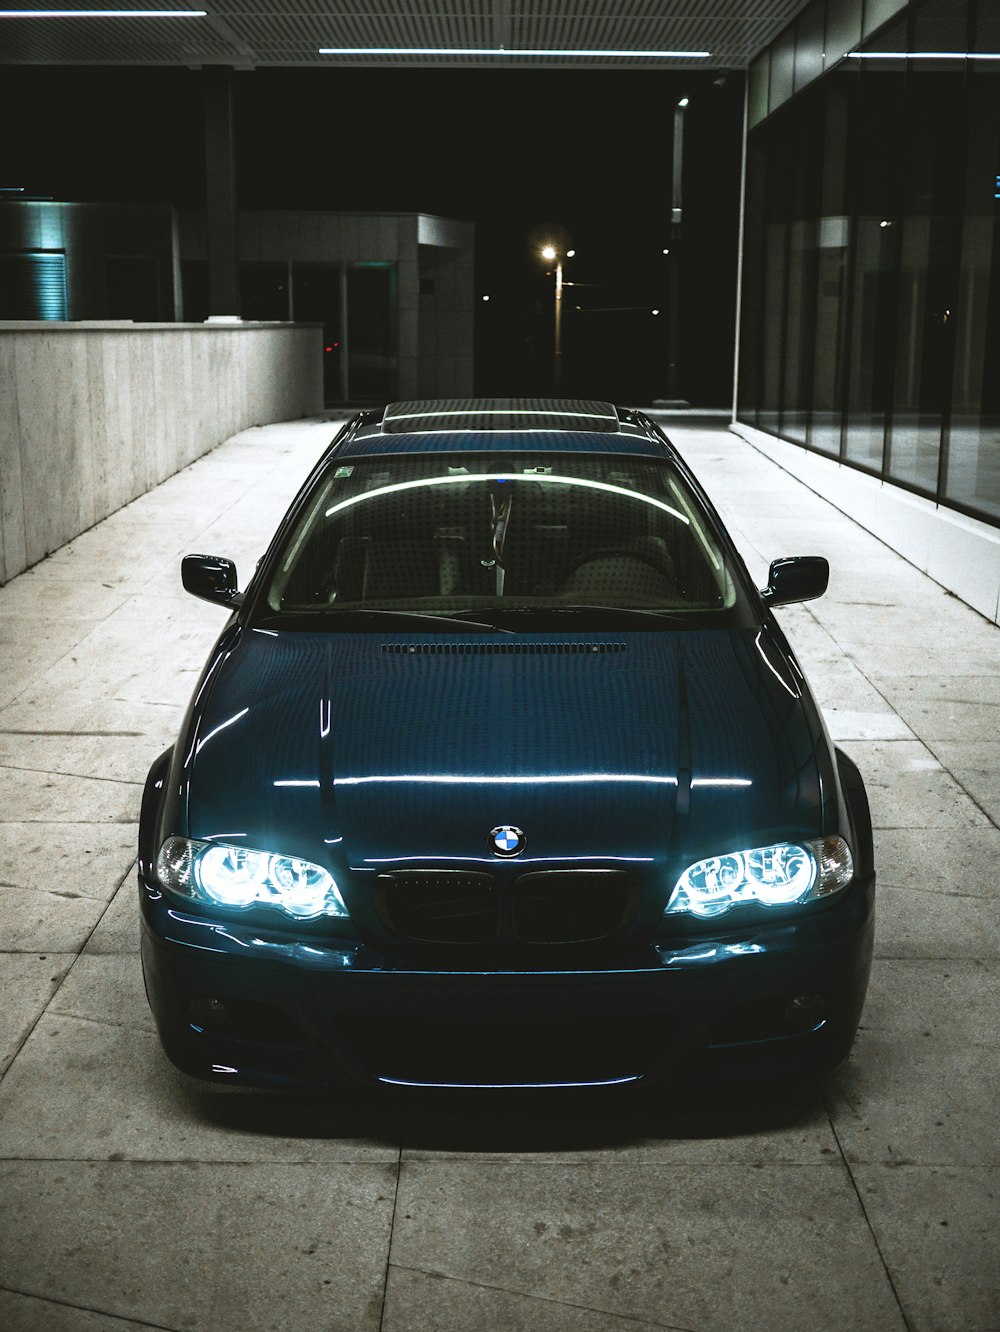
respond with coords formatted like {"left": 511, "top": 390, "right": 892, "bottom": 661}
{"left": 260, "top": 452, "right": 744, "bottom": 624}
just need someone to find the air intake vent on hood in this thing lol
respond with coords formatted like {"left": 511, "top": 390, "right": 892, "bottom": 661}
{"left": 380, "top": 641, "right": 626, "bottom": 656}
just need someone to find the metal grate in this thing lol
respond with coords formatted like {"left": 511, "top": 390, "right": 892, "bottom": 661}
{"left": 375, "top": 867, "right": 637, "bottom": 947}
{"left": 376, "top": 870, "right": 498, "bottom": 944}
{"left": 380, "top": 641, "right": 626, "bottom": 655}
{"left": 512, "top": 870, "right": 637, "bottom": 944}
{"left": 0, "top": 2, "right": 816, "bottom": 70}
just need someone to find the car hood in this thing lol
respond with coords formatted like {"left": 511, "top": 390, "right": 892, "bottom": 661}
{"left": 184, "top": 627, "right": 824, "bottom": 872}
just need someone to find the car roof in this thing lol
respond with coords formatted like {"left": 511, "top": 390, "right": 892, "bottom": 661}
{"left": 333, "top": 398, "right": 672, "bottom": 460}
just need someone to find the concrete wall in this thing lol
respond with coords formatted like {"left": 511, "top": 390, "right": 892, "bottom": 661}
{"left": 417, "top": 214, "right": 476, "bottom": 397}
{"left": 0, "top": 320, "right": 323, "bottom": 584}
{"left": 731, "top": 421, "right": 1000, "bottom": 625}
{"left": 178, "top": 209, "right": 476, "bottom": 400}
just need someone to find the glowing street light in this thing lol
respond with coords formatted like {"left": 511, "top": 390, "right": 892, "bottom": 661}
{"left": 540, "top": 244, "right": 575, "bottom": 390}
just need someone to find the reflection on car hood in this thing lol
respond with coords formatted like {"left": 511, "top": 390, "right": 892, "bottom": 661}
{"left": 184, "top": 627, "right": 823, "bottom": 870}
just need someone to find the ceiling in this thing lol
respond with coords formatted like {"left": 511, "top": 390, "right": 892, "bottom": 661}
{"left": 0, "top": 1, "right": 808, "bottom": 70}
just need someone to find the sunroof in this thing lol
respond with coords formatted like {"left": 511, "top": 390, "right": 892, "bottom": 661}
{"left": 379, "top": 398, "right": 621, "bottom": 434}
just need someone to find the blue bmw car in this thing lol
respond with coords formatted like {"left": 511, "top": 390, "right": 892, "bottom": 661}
{"left": 139, "top": 399, "right": 875, "bottom": 1091}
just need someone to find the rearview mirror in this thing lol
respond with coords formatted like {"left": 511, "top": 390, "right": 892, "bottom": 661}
{"left": 760, "top": 556, "right": 829, "bottom": 606}
{"left": 181, "top": 554, "right": 243, "bottom": 609}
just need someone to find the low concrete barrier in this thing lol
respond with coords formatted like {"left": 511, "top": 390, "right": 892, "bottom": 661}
{"left": 0, "top": 321, "right": 323, "bottom": 583}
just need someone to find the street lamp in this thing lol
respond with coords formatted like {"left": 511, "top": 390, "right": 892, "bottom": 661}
{"left": 540, "top": 244, "right": 575, "bottom": 390}
{"left": 666, "top": 96, "right": 688, "bottom": 400}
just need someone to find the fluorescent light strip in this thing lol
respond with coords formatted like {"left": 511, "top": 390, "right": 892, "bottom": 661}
{"left": 847, "top": 50, "right": 1000, "bottom": 59}
{"left": 325, "top": 471, "right": 689, "bottom": 526}
{"left": 0, "top": 8, "right": 206, "bottom": 14}
{"left": 319, "top": 46, "right": 710, "bottom": 59}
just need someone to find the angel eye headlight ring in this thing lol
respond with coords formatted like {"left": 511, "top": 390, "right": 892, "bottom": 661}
{"left": 155, "top": 837, "right": 349, "bottom": 920}
{"left": 665, "top": 837, "right": 853, "bottom": 919}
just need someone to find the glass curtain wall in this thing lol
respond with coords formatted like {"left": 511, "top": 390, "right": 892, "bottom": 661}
{"left": 738, "top": 0, "right": 1000, "bottom": 525}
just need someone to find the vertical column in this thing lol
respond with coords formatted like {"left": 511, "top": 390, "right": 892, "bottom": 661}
{"left": 666, "top": 98, "right": 687, "bottom": 400}
{"left": 203, "top": 66, "right": 240, "bottom": 317}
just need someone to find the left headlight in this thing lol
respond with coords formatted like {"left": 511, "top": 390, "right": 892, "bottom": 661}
{"left": 665, "top": 836, "right": 854, "bottom": 920}
{"left": 155, "top": 837, "right": 349, "bottom": 921}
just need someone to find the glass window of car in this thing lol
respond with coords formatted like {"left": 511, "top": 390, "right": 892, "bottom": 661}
{"left": 262, "top": 452, "right": 743, "bottom": 619}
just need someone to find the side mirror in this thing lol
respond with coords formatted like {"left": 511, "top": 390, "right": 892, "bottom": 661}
{"left": 760, "top": 556, "right": 829, "bottom": 606}
{"left": 181, "top": 554, "right": 244, "bottom": 609}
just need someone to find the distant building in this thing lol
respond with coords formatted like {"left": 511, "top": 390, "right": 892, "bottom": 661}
{"left": 0, "top": 200, "right": 474, "bottom": 403}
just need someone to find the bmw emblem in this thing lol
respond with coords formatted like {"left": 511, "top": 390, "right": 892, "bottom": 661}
{"left": 489, "top": 825, "right": 526, "bottom": 857}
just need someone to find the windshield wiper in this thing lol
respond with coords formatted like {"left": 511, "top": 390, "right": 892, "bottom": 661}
{"left": 538, "top": 604, "right": 698, "bottom": 625}
{"left": 332, "top": 608, "right": 515, "bottom": 634}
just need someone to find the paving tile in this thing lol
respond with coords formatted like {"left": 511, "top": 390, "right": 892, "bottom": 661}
{"left": 0, "top": 1290, "right": 154, "bottom": 1332}
{"left": 0, "top": 1013, "right": 401, "bottom": 1164}
{"left": 802, "top": 660, "right": 915, "bottom": 740}
{"left": 390, "top": 1161, "right": 904, "bottom": 1331}
{"left": 48, "top": 954, "right": 154, "bottom": 1032}
{"left": 0, "top": 953, "right": 74, "bottom": 1075}
{"left": 808, "top": 609, "right": 1000, "bottom": 678}
{"left": 825, "top": 960, "right": 1000, "bottom": 1166}
{"left": 0, "top": 574, "right": 131, "bottom": 620}
{"left": 0, "top": 694, "right": 181, "bottom": 750}
{"left": 853, "top": 1166, "right": 1000, "bottom": 1332}
{"left": 873, "top": 826, "right": 1000, "bottom": 899}
{"left": 0, "top": 730, "right": 168, "bottom": 788}
{"left": 0, "top": 886, "right": 107, "bottom": 954}
{"left": 876, "top": 885, "right": 1000, "bottom": 959}
{"left": 4, "top": 621, "right": 213, "bottom": 717}
{"left": 382, "top": 1265, "right": 667, "bottom": 1332}
{"left": 838, "top": 741, "right": 991, "bottom": 829}
{"left": 823, "top": 709, "right": 916, "bottom": 742}
{"left": 82, "top": 878, "right": 140, "bottom": 956}
{"left": 0, "top": 619, "right": 90, "bottom": 707}
{"left": 0, "top": 768, "right": 142, "bottom": 824}
{"left": 26, "top": 524, "right": 188, "bottom": 591}
{"left": 0, "top": 1160, "right": 397, "bottom": 1331}
{"left": 930, "top": 744, "right": 1000, "bottom": 824}
{"left": 875, "top": 677, "right": 1000, "bottom": 744}
{"left": 859, "top": 630, "right": 1000, "bottom": 678}
{"left": 0, "top": 821, "right": 136, "bottom": 902}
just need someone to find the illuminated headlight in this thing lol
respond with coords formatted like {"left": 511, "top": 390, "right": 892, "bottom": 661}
{"left": 156, "top": 837, "right": 349, "bottom": 921}
{"left": 665, "top": 837, "right": 854, "bottom": 919}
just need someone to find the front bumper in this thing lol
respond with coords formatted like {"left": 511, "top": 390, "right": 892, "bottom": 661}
{"left": 139, "top": 875, "right": 875, "bottom": 1089}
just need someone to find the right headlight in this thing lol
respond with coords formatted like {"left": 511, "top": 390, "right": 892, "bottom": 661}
{"left": 665, "top": 836, "right": 854, "bottom": 920}
{"left": 156, "top": 837, "right": 349, "bottom": 921}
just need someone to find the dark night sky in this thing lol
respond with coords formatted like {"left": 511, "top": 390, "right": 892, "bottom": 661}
{"left": 2, "top": 64, "right": 744, "bottom": 404}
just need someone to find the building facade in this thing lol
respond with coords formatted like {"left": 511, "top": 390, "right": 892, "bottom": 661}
{"left": 0, "top": 202, "right": 474, "bottom": 404}
{"left": 736, "top": 0, "right": 999, "bottom": 535}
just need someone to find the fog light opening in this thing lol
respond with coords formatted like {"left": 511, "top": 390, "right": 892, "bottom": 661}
{"left": 785, "top": 993, "right": 826, "bottom": 1026}
{"left": 190, "top": 996, "right": 232, "bottom": 1031}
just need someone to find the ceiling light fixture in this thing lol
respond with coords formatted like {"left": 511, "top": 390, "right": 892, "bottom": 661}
{"left": 0, "top": 8, "right": 206, "bottom": 16}
{"left": 846, "top": 50, "right": 1000, "bottom": 59}
{"left": 318, "top": 46, "right": 711, "bottom": 59}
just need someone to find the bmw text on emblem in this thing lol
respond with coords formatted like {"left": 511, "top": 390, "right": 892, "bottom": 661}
{"left": 489, "top": 825, "right": 526, "bottom": 857}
